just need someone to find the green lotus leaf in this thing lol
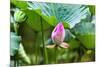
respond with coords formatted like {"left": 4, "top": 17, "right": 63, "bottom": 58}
{"left": 11, "top": 0, "right": 28, "bottom": 9}
{"left": 28, "top": 2, "right": 90, "bottom": 28}
{"left": 22, "top": 9, "right": 52, "bottom": 31}
{"left": 18, "top": 43, "right": 31, "bottom": 64}
{"left": 88, "top": 5, "right": 95, "bottom": 15}
{"left": 10, "top": 32, "right": 21, "bottom": 56}
{"left": 71, "top": 22, "right": 95, "bottom": 49}
{"left": 68, "top": 39, "right": 80, "bottom": 49}
{"left": 14, "top": 10, "right": 27, "bottom": 23}
{"left": 77, "top": 34, "right": 95, "bottom": 49}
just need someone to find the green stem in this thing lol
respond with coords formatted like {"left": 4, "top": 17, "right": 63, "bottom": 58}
{"left": 40, "top": 17, "right": 48, "bottom": 64}
{"left": 14, "top": 23, "right": 19, "bottom": 35}
{"left": 14, "top": 56, "right": 17, "bottom": 67}
{"left": 35, "top": 32, "right": 39, "bottom": 64}
{"left": 13, "top": 23, "right": 19, "bottom": 66}
{"left": 14, "top": 51, "right": 18, "bottom": 67}
{"left": 35, "top": 40, "right": 38, "bottom": 64}
{"left": 55, "top": 45, "right": 57, "bottom": 63}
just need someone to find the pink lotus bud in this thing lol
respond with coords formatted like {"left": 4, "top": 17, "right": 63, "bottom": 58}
{"left": 51, "top": 22, "right": 65, "bottom": 45}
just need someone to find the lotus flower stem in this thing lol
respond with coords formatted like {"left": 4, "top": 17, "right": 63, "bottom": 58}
{"left": 40, "top": 17, "right": 48, "bottom": 64}
{"left": 35, "top": 35, "right": 38, "bottom": 64}
{"left": 55, "top": 45, "right": 58, "bottom": 63}
{"left": 13, "top": 22, "right": 19, "bottom": 35}
{"left": 14, "top": 51, "right": 19, "bottom": 67}
{"left": 35, "top": 32, "right": 40, "bottom": 64}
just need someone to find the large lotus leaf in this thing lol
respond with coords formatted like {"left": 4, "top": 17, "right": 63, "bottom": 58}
{"left": 88, "top": 5, "right": 95, "bottom": 15}
{"left": 11, "top": 0, "right": 28, "bottom": 9}
{"left": 14, "top": 10, "right": 27, "bottom": 23}
{"left": 23, "top": 10, "right": 50, "bottom": 31}
{"left": 18, "top": 43, "right": 31, "bottom": 64}
{"left": 22, "top": 9, "right": 56, "bottom": 31}
{"left": 64, "top": 29, "right": 75, "bottom": 41}
{"left": 77, "top": 34, "right": 95, "bottom": 49}
{"left": 11, "top": 1, "right": 58, "bottom": 31}
{"left": 10, "top": 32, "right": 21, "bottom": 56}
{"left": 71, "top": 22, "right": 95, "bottom": 35}
{"left": 68, "top": 38, "right": 80, "bottom": 49}
{"left": 28, "top": 2, "right": 90, "bottom": 28}
{"left": 71, "top": 22, "right": 95, "bottom": 49}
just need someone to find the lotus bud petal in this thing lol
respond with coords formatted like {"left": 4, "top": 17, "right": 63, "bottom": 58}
{"left": 51, "top": 22, "right": 65, "bottom": 45}
{"left": 59, "top": 42, "right": 69, "bottom": 48}
{"left": 46, "top": 44, "right": 56, "bottom": 48}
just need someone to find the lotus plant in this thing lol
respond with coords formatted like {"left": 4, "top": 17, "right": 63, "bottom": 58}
{"left": 46, "top": 22, "right": 69, "bottom": 48}
{"left": 14, "top": 10, "right": 27, "bottom": 23}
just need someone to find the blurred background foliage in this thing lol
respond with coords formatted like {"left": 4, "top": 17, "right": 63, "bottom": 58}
{"left": 10, "top": 0, "right": 95, "bottom": 66}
